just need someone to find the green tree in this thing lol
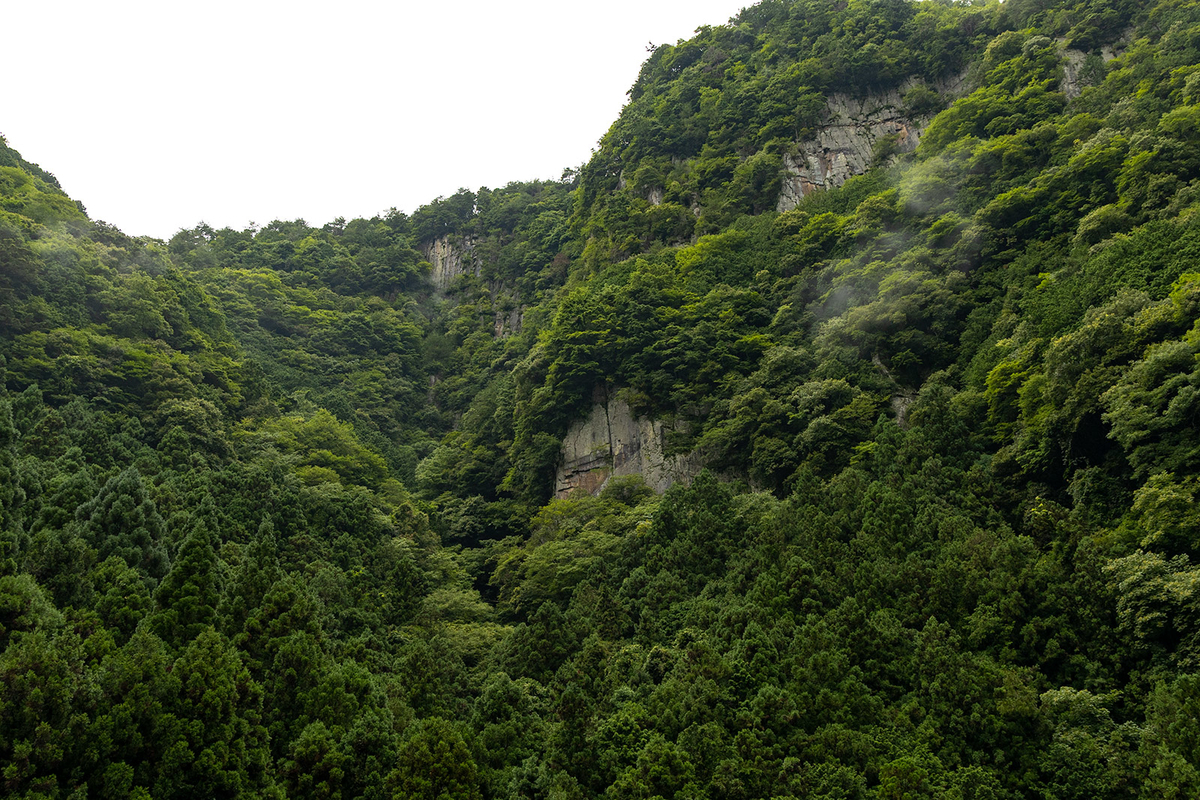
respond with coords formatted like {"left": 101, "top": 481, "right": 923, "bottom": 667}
{"left": 217, "top": 516, "right": 282, "bottom": 638}
{"left": 0, "top": 400, "right": 25, "bottom": 568}
{"left": 280, "top": 721, "right": 348, "bottom": 800}
{"left": 75, "top": 467, "right": 169, "bottom": 585}
{"left": 91, "top": 556, "right": 152, "bottom": 644}
{"left": 0, "top": 628, "right": 85, "bottom": 797}
{"left": 386, "top": 718, "right": 482, "bottom": 800}
{"left": 149, "top": 498, "right": 222, "bottom": 649}
{"left": 85, "top": 629, "right": 175, "bottom": 798}
{"left": 155, "top": 627, "right": 272, "bottom": 798}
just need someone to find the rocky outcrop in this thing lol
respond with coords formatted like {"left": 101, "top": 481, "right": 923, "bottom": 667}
{"left": 778, "top": 73, "right": 968, "bottom": 211}
{"left": 555, "top": 394, "right": 704, "bottom": 498}
{"left": 493, "top": 301, "right": 523, "bottom": 339}
{"left": 423, "top": 237, "right": 527, "bottom": 338}
{"left": 1060, "top": 40, "right": 1126, "bottom": 99}
{"left": 777, "top": 36, "right": 1135, "bottom": 210}
{"left": 424, "top": 235, "right": 479, "bottom": 292}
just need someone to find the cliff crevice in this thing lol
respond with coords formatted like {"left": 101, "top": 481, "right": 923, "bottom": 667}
{"left": 554, "top": 394, "right": 704, "bottom": 498}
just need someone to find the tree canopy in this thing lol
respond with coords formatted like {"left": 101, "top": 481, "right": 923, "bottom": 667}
{"left": 4, "top": 0, "right": 1200, "bottom": 796}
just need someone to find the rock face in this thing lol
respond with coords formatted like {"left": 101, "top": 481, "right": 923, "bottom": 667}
{"left": 423, "top": 236, "right": 525, "bottom": 338}
{"left": 555, "top": 394, "right": 704, "bottom": 498}
{"left": 1060, "top": 40, "right": 1126, "bottom": 99}
{"left": 777, "top": 37, "right": 1133, "bottom": 210}
{"left": 424, "top": 235, "right": 478, "bottom": 292}
{"left": 493, "top": 302, "right": 523, "bottom": 339}
{"left": 778, "top": 73, "right": 968, "bottom": 211}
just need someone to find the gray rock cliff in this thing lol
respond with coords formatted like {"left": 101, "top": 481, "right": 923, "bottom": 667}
{"left": 1060, "top": 39, "right": 1126, "bottom": 99}
{"left": 778, "top": 38, "right": 1131, "bottom": 210}
{"left": 424, "top": 235, "right": 479, "bottom": 293}
{"left": 555, "top": 395, "right": 703, "bottom": 498}
{"left": 777, "top": 72, "right": 968, "bottom": 211}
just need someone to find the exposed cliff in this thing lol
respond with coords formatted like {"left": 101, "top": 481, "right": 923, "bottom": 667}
{"left": 555, "top": 394, "right": 704, "bottom": 498}
{"left": 424, "top": 234, "right": 479, "bottom": 292}
{"left": 493, "top": 301, "right": 523, "bottom": 338}
{"left": 776, "top": 38, "right": 1126, "bottom": 210}
{"left": 778, "top": 73, "right": 968, "bottom": 211}
{"left": 424, "top": 235, "right": 525, "bottom": 338}
{"left": 1060, "top": 36, "right": 1127, "bottom": 99}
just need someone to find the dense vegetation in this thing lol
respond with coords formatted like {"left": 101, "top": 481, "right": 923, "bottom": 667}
{"left": 4, "top": 0, "right": 1200, "bottom": 796}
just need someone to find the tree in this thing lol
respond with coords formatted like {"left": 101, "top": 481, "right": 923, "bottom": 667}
{"left": 75, "top": 468, "right": 169, "bottom": 585}
{"left": 85, "top": 629, "right": 175, "bottom": 797}
{"left": 386, "top": 718, "right": 482, "bottom": 800}
{"left": 217, "top": 516, "right": 282, "bottom": 638}
{"left": 280, "top": 721, "right": 348, "bottom": 800}
{"left": 91, "top": 556, "right": 152, "bottom": 645}
{"left": 155, "top": 627, "right": 272, "bottom": 798}
{"left": 0, "top": 400, "right": 25, "bottom": 568}
{"left": 149, "top": 498, "right": 222, "bottom": 649}
{"left": 0, "top": 628, "right": 85, "bottom": 797}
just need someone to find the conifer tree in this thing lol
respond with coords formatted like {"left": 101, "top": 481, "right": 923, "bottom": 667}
{"left": 31, "top": 448, "right": 94, "bottom": 534}
{"left": 280, "top": 720, "right": 348, "bottom": 799}
{"left": 91, "top": 555, "right": 153, "bottom": 644}
{"left": 0, "top": 571, "right": 61, "bottom": 652}
{"left": 234, "top": 573, "right": 325, "bottom": 676}
{"left": 0, "top": 627, "right": 85, "bottom": 797}
{"left": 0, "top": 400, "right": 26, "bottom": 571}
{"left": 339, "top": 705, "right": 399, "bottom": 800}
{"left": 75, "top": 467, "right": 169, "bottom": 584}
{"left": 386, "top": 718, "right": 483, "bottom": 800}
{"left": 232, "top": 572, "right": 330, "bottom": 755}
{"left": 217, "top": 516, "right": 282, "bottom": 639}
{"left": 155, "top": 627, "right": 273, "bottom": 798}
{"left": 149, "top": 497, "right": 221, "bottom": 649}
{"left": 85, "top": 628, "right": 175, "bottom": 795}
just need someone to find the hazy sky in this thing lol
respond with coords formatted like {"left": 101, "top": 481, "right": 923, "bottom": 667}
{"left": 5, "top": 0, "right": 746, "bottom": 240}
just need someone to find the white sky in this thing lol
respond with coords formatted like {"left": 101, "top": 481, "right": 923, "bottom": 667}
{"left": 4, "top": 0, "right": 746, "bottom": 240}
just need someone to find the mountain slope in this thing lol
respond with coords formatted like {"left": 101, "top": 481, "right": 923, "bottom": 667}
{"left": 4, "top": 0, "right": 1200, "bottom": 796}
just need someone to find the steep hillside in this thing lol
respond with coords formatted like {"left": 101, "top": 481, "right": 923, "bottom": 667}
{"left": 4, "top": 0, "right": 1200, "bottom": 796}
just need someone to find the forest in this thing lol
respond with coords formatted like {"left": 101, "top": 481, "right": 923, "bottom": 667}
{"left": 3, "top": 0, "right": 1200, "bottom": 796}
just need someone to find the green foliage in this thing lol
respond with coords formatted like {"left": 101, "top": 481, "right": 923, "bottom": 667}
{"left": 0, "top": 626, "right": 85, "bottom": 797}
{"left": 150, "top": 499, "right": 222, "bottom": 649}
{"left": 387, "top": 718, "right": 482, "bottom": 800}
{"left": 216, "top": 517, "right": 282, "bottom": 638}
{"left": 90, "top": 556, "right": 151, "bottom": 644}
{"left": 576, "top": 0, "right": 1006, "bottom": 259}
{"left": 75, "top": 468, "right": 169, "bottom": 585}
{"left": 156, "top": 627, "right": 271, "bottom": 797}
{"left": 245, "top": 408, "right": 388, "bottom": 487}
{"left": 0, "top": 167, "right": 86, "bottom": 225}
{"left": 3, "top": 1, "right": 1200, "bottom": 796}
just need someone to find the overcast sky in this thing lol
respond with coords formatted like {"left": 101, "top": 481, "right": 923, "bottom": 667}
{"left": 4, "top": 0, "right": 746, "bottom": 240}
